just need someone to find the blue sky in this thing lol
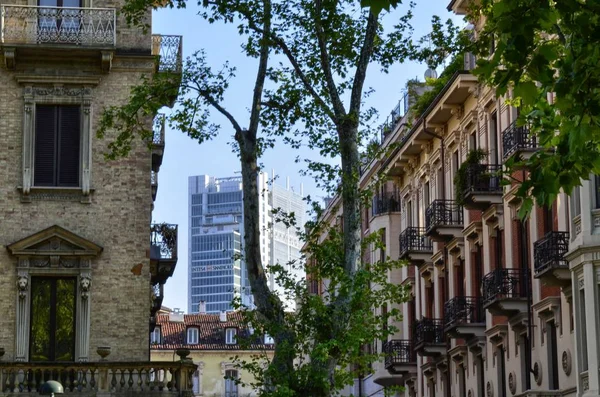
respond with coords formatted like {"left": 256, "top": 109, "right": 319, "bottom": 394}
{"left": 151, "top": 1, "right": 463, "bottom": 311}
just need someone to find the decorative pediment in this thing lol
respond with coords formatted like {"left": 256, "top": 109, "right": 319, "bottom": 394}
{"left": 7, "top": 225, "right": 103, "bottom": 257}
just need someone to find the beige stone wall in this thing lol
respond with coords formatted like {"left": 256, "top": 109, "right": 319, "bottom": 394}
{"left": 0, "top": 52, "right": 156, "bottom": 361}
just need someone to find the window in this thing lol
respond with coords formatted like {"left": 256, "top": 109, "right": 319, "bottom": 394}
{"left": 594, "top": 175, "right": 600, "bottom": 209}
{"left": 151, "top": 326, "right": 161, "bottom": 344}
{"left": 34, "top": 105, "right": 81, "bottom": 187}
{"left": 38, "top": 0, "right": 82, "bottom": 41}
{"left": 264, "top": 334, "right": 274, "bottom": 344}
{"left": 572, "top": 186, "right": 582, "bottom": 217}
{"left": 30, "top": 277, "right": 76, "bottom": 361}
{"left": 225, "top": 328, "right": 237, "bottom": 345}
{"left": 187, "top": 327, "right": 199, "bottom": 344}
{"left": 224, "top": 369, "right": 238, "bottom": 397}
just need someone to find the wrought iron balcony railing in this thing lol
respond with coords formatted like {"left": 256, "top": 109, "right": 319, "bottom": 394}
{"left": 414, "top": 318, "right": 445, "bottom": 346}
{"left": 0, "top": 361, "right": 196, "bottom": 394}
{"left": 425, "top": 200, "right": 463, "bottom": 233}
{"left": 150, "top": 223, "right": 178, "bottom": 261}
{"left": 462, "top": 164, "right": 503, "bottom": 195}
{"left": 399, "top": 227, "right": 432, "bottom": 258}
{"left": 153, "top": 113, "right": 166, "bottom": 146}
{"left": 151, "top": 282, "right": 164, "bottom": 316}
{"left": 534, "top": 231, "right": 569, "bottom": 275}
{"left": 0, "top": 5, "right": 116, "bottom": 46}
{"left": 482, "top": 268, "right": 529, "bottom": 307}
{"left": 383, "top": 340, "right": 416, "bottom": 368}
{"left": 152, "top": 34, "right": 183, "bottom": 73}
{"left": 502, "top": 121, "right": 537, "bottom": 161}
{"left": 371, "top": 193, "right": 400, "bottom": 216}
{"left": 444, "top": 296, "right": 484, "bottom": 330}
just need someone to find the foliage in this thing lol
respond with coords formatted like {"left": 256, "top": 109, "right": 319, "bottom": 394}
{"left": 101, "top": 0, "right": 419, "bottom": 395}
{"left": 465, "top": 0, "right": 600, "bottom": 216}
{"left": 453, "top": 149, "right": 487, "bottom": 206}
{"left": 408, "top": 51, "right": 464, "bottom": 122}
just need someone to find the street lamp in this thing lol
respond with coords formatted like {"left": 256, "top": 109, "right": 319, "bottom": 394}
{"left": 39, "top": 380, "right": 64, "bottom": 396}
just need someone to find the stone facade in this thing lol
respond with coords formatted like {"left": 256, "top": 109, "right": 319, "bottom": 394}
{"left": 0, "top": 0, "right": 182, "bottom": 376}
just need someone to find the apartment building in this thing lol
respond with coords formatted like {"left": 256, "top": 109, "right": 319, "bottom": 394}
{"left": 151, "top": 307, "right": 275, "bottom": 396}
{"left": 310, "top": 2, "right": 599, "bottom": 396}
{"left": 0, "top": 0, "right": 194, "bottom": 393}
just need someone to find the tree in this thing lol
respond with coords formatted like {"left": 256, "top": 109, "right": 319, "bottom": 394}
{"left": 98, "top": 0, "right": 416, "bottom": 394}
{"left": 438, "top": 1, "right": 600, "bottom": 215}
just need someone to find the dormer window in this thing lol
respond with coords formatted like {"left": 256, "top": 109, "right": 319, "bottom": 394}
{"left": 151, "top": 326, "right": 161, "bottom": 344}
{"left": 225, "top": 328, "right": 237, "bottom": 345}
{"left": 264, "top": 334, "right": 274, "bottom": 345}
{"left": 187, "top": 327, "right": 199, "bottom": 344}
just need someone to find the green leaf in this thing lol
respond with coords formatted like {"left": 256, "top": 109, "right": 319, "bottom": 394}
{"left": 514, "top": 81, "right": 538, "bottom": 106}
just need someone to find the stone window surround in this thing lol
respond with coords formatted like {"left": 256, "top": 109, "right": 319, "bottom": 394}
{"left": 18, "top": 76, "right": 101, "bottom": 203}
{"left": 8, "top": 225, "right": 103, "bottom": 362}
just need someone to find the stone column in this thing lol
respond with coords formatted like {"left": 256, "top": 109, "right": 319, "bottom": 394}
{"left": 15, "top": 270, "right": 30, "bottom": 362}
{"left": 76, "top": 266, "right": 92, "bottom": 362}
{"left": 583, "top": 263, "right": 600, "bottom": 396}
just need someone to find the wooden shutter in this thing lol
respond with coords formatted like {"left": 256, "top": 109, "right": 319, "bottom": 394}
{"left": 57, "top": 105, "right": 80, "bottom": 186}
{"left": 34, "top": 105, "right": 57, "bottom": 186}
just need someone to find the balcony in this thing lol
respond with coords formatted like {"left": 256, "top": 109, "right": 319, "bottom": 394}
{"left": 150, "top": 223, "right": 178, "bottom": 284}
{"left": 0, "top": 5, "right": 116, "bottom": 69}
{"left": 414, "top": 318, "right": 445, "bottom": 356}
{"left": 461, "top": 164, "right": 503, "bottom": 210}
{"left": 399, "top": 227, "right": 432, "bottom": 263}
{"left": 534, "top": 231, "right": 570, "bottom": 287}
{"left": 502, "top": 121, "right": 538, "bottom": 163}
{"left": 382, "top": 340, "right": 417, "bottom": 379}
{"left": 151, "top": 282, "right": 164, "bottom": 318}
{"left": 371, "top": 192, "right": 401, "bottom": 217}
{"left": 482, "top": 268, "right": 529, "bottom": 316}
{"left": 425, "top": 200, "right": 464, "bottom": 241}
{"left": 151, "top": 171, "right": 158, "bottom": 201}
{"left": 152, "top": 113, "right": 166, "bottom": 172}
{"left": 444, "top": 296, "right": 485, "bottom": 339}
{"left": 0, "top": 360, "right": 196, "bottom": 395}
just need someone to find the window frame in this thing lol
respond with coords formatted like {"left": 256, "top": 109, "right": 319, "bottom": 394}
{"left": 21, "top": 83, "right": 94, "bottom": 200}
{"left": 224, "top": 369, "right": 238, "bottom": 397}
{"left": 187, "top": 327, "right": 199, "bottom": 345}
{"left": 151, "top": 326, "right": 161, "bottom": 344}
{"left": 225, "top": 328, "right": 237, "bottom": 345}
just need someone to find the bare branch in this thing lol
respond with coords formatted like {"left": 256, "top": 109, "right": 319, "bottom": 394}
{"left": 349, "top": 11, "right": 378, "bottom": 116}
{"left": 314, "top": 0, "right": 346, "bottom": 119}
{"left": 248, "top": 0, "right": 271, "bottom": 134}
{"left": 199, "top": 89, "right": 244, "bottom": 136}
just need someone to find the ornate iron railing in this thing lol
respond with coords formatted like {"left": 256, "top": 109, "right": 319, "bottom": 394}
{"left": 152, "top": 34, "right": 182, "bottom": 73}
{"left": 534, "top": 231, "right": 569, "bottom": 275}
{"left": 380, "top": 92, "right": 410, "bottom": 142}
{"left": 482, "top": 268, "right": 529, "bottom": 307}
{"left": 444, "top": 296, "right": 484, "bottom": 330}
{"left": 150, "top": 223, "right": 178, "bottom": 260}
{"left": 502, "top": 121, "right": 537, "bottom": 161}
{"left": 151, "top": 283, "right": 164, "bottom": 315}
{"left": 425, "top": 200, "right": 463, "bottom": 233}
{"left": 414, "top": 318, "right": 445, "bottom": 346}
{"left": 151, "top": 171, "right": 158, "bottom": 187}
{"left": 399, "top": 227, "right": 432, "bottom": 258}
{"left": 383, "top": 340, "right": 416, "bottom": 369}
{"left": 153, "top": 113, "right": 166, "bottom": 146}
{"left": 462, "top": 164, "right": 503, "bottom": 195}
{"left": 371, "top": 192, "right": 401, "bottom": 216}
{"left": 0, "top": 361, "right": 196, "bottom": 394}
{"left": 1, "top": 5, "right": 116, "bottom": 46}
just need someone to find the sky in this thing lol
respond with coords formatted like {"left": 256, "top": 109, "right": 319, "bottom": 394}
{"left": 151, "top": 1, "right": 463, "bottom": 311}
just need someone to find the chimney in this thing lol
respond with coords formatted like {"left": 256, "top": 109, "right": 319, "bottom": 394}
{"left": 219, "top": 311, "right": 227, "bottom": 322}
{"left": 169, "top": 308, "right": 184, "bottom": 323}
{"left": 198, "top": 301, "right": 206, "bottom": 314}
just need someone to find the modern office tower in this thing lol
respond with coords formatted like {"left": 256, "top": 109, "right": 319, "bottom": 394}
{"left": 269, "top": 175, "right": 305, "bottom": 310}
{"left": 188, "top": 174, "right": 271, "bottom": 313}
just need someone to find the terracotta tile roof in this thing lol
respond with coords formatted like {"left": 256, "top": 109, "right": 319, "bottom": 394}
{"left": 152, "top": 311, "right": 275, "bottom": 351}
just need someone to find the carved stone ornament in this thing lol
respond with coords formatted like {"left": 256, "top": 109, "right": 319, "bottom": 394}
{"left": 80, "top": 276, "right": 91, "bottom": 300}
{"left": 562, "top": 350, "right": 572, "bottom": 375}
{"left": 508, "top": 372, "right": 516, "bottom": 395}
{"left": 534, "top": 361, "right": 542, "bottom": 386}
{"left": 468, "top": 390, "right": 473, "bottom": 397}
{"left": 17, "top": 275, "right": 28, "bottom": 299}
{"left": 486, "top": 380, "right": 493, "bottom": 397}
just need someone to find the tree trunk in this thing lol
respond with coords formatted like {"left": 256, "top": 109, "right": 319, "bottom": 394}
{"left": 237, "top": 130, "right": 295, "bottom": 387}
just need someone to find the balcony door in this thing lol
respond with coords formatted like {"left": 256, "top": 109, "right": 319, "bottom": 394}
{"left": 38, "top": 0, "right": 82, "bottom": 43}
{"left": 30, "top": 277, "right": 76, "bottom": 362}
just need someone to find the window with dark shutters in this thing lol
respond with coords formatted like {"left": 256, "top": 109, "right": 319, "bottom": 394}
{"left": 34, "top": 105, "right": 81, "bottom": 187}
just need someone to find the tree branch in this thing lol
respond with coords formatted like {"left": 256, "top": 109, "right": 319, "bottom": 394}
{"left": 248, "top": 0, "right": 271, "bottom": 134}
{"left": 199, "top": 89, "right": 244, "bottom": 136}
{"left": 314, "top": 0, "right": 346, "bottom": 119}
{"left": 350, "top": 11, "right": 378, "bottom": 115}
